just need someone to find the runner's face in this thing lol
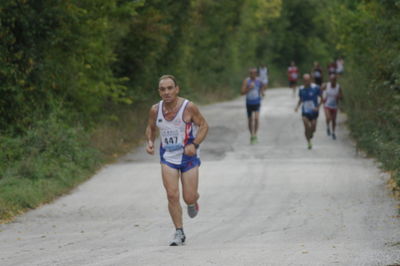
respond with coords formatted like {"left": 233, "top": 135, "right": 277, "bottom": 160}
{"left": 303, "top": 75, "right": 311, "bottom": 86}
{"left": 159, "top": 78, "right": 179, "bottom": 103}
{"left": 250, "top": 70, "right": 257, "bottom": 79}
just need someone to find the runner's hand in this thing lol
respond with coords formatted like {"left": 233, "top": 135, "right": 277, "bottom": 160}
{"left": 184, "top": 144, "right": 196, "bottom": 156}
{"left": 294, "top": 106, "right": 299, "bottom": 112}
{"left": 146, "top": 140, "right": 155, "bottom": 155}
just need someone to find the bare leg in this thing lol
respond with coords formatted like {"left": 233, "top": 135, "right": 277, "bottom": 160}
{"left": 248, "top": 117, "right": 252, "bottom": 136}
{"left": 161, "top": 164, "right": 182, "bottom": 229}
{"left": 254, "top": 111, "right": 260, "bottom": 136}
{"left": 302, "top": 117, "right": 312, "bottom": 141}
{"left": 332, "top": 111, "right": 337, "bottom": 134}
{"left": 332, "top": 119, "right": 336, "bottom": 133}
{"left": 181, "top": 166, "right": 199, "bottom": 206}
{"left": 291, "top": 86, "right": 296, "bottom": 97}
{"left": 325, "top": 108, "right": 332, "bottom": 132}
{"left": 310, "top": 119, "right": 318, "bottom": 137}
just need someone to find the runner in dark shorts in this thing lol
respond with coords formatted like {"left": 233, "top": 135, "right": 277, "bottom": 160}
{"left": 295, "top": 74, "right": 322, "bottom": 149}
{"left": 246, "top": 103, "right": 260, "bottom": 118}
{"left": 241, "top": 68, "right": 266, "bottom": 144}
{"left": 288, "top": 61, "right": 299, "bottom": 96}
{"left": 311, "top": 61, "right": 323, "bottom": 86}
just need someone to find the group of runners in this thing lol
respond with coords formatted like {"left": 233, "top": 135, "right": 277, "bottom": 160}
{"left": 288, "top": 60, "right": 344, "bottom": 148}
{"left": 145, "top": 60, "right": 343, "bottom": 246}
{"left": 241, "top": 60, "right": 343, "bottom": 149}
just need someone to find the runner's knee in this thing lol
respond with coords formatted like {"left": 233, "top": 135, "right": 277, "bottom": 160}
{"left": 166, "top": 189, "right": 180, "bottom": 203}
{"left": 182, "top": 192, "right": 198, "bottom": 205}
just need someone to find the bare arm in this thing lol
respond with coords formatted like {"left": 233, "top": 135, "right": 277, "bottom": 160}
{"left": 320, "top": 83, "right": 327, "bottom": 103}
{"left": 184, "top": 102, "right": 209, "bottom": 156}
{"left": 145, "top": 104, "right": 158, "bottom": 155}
{"left": 338, "top": 86, "right": 344, "bottom": 101}
{"left": 261, "top": 83, "right": 266, "bottom": 97}
{"left": 241, "top": 78, "right": 251, "bottom": 95}
{"left": 294, "top": 98, "right": 302, "bottom": 112}
{"left": 317, "top": 94, "right": 323, "bottom": 111}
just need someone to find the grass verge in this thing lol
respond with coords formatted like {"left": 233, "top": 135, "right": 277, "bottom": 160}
{"left": 341, "top": 70, "right": 400, "bottom": 198}
{"left": 0, "top": 110, "right": 101, "bottom": 223}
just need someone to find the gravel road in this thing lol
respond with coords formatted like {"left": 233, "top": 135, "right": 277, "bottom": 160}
{"left": 1, "top": 88, "right": 399, "bottom": 266}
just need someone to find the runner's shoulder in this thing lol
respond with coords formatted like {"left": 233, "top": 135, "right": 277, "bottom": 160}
{"left": 149, "top": 103, "right": 159, "bottom": 116}
{"left": 151, "top": 103, "right": 159, "bottom": 111}
{"left": 185, "top": 100, "right": 199, "bottom": 113}
{"left": 311, "top": 83, "right": 320, "bottom": 89}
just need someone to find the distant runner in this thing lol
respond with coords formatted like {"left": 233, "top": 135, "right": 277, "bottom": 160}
{"left": 258, "top": 64, "right": 269, "bottom": 88}
{"left": 295, "top": 73, "right": 322, "bottom": 149}
{"left": 328, "top": 60, "right": 337, "bottom": 75}
{"left": 311, "top": 61, "right": 323, "bottom": 86}
{"left": 322, "top": 74, "right": 343, "bottom": 140}
{"left": 145, "top": 75, "right": 209, "bottom": 246}
{"left": 336, "top": 56, "right": 344, "bottom": 75}
{"left": 288, "top": 61, "right": 299, "bottom": 95}
{"left": 241, "top": 68, "right": 266, "bottom": 144}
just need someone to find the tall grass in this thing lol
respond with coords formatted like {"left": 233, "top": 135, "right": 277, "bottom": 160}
{"left": 0, "top": 109, "right": 101, "bottom": 222}
{"left": 341, "top": 66, "right": 400, "bottom": 190}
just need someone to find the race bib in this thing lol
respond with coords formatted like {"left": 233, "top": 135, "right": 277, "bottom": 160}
{"left": 303, "top": 100, "right": 315, "bottom": 113}
{"left": 247, "top": 87, "right": 259, "bottom": 100}
{"left": 161, "top": 129, "right": 183, "bottom": 151}
{"left": 291, "top": 73, "right": 298, "bottom": 79}
{"left": 313, "top": 71, "right": 321, "bottom": 78}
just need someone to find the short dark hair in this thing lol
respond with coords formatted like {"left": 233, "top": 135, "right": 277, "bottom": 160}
{"left": 159, "top": 75, "right": 177, "bottom": 87}
{"left": 249, "top": 68, "right": 257, "bottom": 73}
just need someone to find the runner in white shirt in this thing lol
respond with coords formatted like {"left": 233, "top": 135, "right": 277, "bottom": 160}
{"left": 145, "top": 75, "right": 209, "bottom": 246}
{"left": 336, "top": 56, "right": 344, "bottom": 76}
{"left": 258, "top": 64, "right": 269, "bottom": 87}
{"left": 321, "top": 74, "right": 343, "bottom": 140}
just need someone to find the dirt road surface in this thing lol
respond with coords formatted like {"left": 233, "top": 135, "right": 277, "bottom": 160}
{"left": 1, "top": 89, "right": 399, "bottom": 266}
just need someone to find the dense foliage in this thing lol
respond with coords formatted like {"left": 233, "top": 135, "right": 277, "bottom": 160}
{"left": 331, "top": 0, "right": 400, "bottom": 184}
{"left": 0, "top": 0, "right": 399, "bottom": 220}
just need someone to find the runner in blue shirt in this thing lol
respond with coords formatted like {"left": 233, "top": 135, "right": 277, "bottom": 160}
{"left": 241, "top": 68, "right": 266, "bottom": 144}
{"left": 295, "top": 73, "right": 322, "bottom": 149}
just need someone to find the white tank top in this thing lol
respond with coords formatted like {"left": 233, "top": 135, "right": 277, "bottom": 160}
{"left": 156, "top": 99, "right": 198, "bottom": 165}
{"left": 324, "top": 82, "right": 340, "bottom": 109}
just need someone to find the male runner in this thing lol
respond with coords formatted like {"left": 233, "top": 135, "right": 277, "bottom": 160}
{"left": 288, "top": 61, "right": 299, "bottom": 95}
{"left": 295, "top": 73, "right": 322, "bottom": 149}
{"left": 336, "top": 56, "right": 344, "bottom": 76}
{"left": 321, "top": 74, "right": 343, "bottom": 140}
{"left": 145, "top": 75, "right": 209, "bottom": 246}
{"left": 328, "top": 60, "right": 337, "bottom": 75}
{"left": 311, "top": 61, "right": 323, "bottom": 86}
{"left": 241, "top": 68, "right": 266, "bottom": 144}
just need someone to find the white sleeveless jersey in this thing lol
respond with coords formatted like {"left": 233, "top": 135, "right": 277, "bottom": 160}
{"left": 324, "top": 82, "right": 340, "bottom": 109}
{"left": 156, "top": 99, "right": 199, "bottom": 165}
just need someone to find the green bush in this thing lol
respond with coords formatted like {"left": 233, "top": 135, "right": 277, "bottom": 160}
{"left": 0, "top": 107, "right": 101, "bottom": 220}
{"left": 333, "top": 0, "right": 400, "bottom": 184}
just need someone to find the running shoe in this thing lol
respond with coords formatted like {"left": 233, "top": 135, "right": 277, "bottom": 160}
{"left": 332, "top": 133, "right": 336, "bottom": 140}
{"left": 187, "top": 202, "right": 199, "bottom": 218}
{"left": 308, "top": 141, "right": 312, "bottom": 150}
{"left": 170, "top": 230, "right": 185, "bottom": 246}
{"left": 252, "top": 136, "right": 258, "bottom": 144}
{"left": 327, "top": 128, "right": 331, "bottom": 136}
